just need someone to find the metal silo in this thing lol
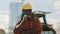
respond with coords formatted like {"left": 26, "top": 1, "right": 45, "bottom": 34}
{"left": 9, "top": 1, "right": 24, "bottom": 34}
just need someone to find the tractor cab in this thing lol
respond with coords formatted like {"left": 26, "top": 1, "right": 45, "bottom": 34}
{"left": 33, "top": 11, "right": 56, "bottom": 34}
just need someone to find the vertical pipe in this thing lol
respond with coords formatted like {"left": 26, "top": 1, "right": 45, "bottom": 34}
{"left": 43, "top": 15, "right": 47, "bottom": 25}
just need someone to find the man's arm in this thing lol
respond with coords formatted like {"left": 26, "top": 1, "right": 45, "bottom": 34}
{"left": 15, "top": 20, "right": 24, "bottom": 28}
{"left": 15, "top": 15, "right": 27, "bottom": 28}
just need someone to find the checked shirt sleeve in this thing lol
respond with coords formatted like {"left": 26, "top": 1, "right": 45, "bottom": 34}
{"left": 34, "top": 17, "right": 42, "bottom": 34}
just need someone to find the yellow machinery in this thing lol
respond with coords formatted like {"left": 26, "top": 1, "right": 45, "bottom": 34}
{"left": 33, "top": 11, "right": 56, "bottom": 34}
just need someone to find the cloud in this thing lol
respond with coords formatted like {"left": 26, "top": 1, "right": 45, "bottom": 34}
{"left": 55, "top": 11, "right": 60, "bottom": 14}
{"left": 0, "top": 15, "right": 9, "bottom": 26}
{"left": 53, "top": 1, "right": 60, "bottom": 8}
{"left": 0, "top": 10, "right": 9, "bottom": 33}
{"left": 0, "top": 10, "right": 9, "bottom": 22}
{"left": 0, "top": 10, "right": 9, "bottom": 14}
{"left": 47, "top": 18, "right": 60, "bottom": 29}
{"left": 0, "top": 16, "right": 9, "bottom": 25}
{"left": 47, "top": 18, "right": 60, "bottom": 23}
{"left": 53, "top": 1, "right": 60, "bottom": 14}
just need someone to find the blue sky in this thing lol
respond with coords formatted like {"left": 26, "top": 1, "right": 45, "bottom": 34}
{"left": 0, "top": 0, "right": 60, "bottom": 33}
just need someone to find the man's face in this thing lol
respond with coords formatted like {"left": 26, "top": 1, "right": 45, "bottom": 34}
{"left": 23, "top": 9, "right": 32, "bottom": 16}
{"left": 26, "top": 11, "right": 31, "bottom": 16}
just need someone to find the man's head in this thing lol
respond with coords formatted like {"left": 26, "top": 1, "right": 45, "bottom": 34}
{"left": 21, "top": 3, "right": 32, "bottom": 17}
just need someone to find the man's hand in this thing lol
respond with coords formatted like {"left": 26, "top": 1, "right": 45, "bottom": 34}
{"left": 23, "top": 15, "right": 28, "bottom": 21}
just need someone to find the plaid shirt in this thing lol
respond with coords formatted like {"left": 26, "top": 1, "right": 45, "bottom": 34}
{"left": 13, "top": 17, "right": 42, "bottom": 34}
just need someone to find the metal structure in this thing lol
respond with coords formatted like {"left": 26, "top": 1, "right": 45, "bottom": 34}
{"left": 9, "top": 2, "right": 23, "bottom": 34}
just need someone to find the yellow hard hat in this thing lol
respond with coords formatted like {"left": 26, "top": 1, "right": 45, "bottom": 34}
{"left": 22, "top": 3, "right": 32, "bottom": 10}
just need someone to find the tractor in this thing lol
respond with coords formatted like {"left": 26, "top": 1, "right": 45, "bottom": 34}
{"left": 33, "top": 11, "right": 56, "bottom": 34}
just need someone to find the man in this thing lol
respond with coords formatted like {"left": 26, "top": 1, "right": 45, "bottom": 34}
{"left": 13, "top": 3, "right": 42, "bottom": 34}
